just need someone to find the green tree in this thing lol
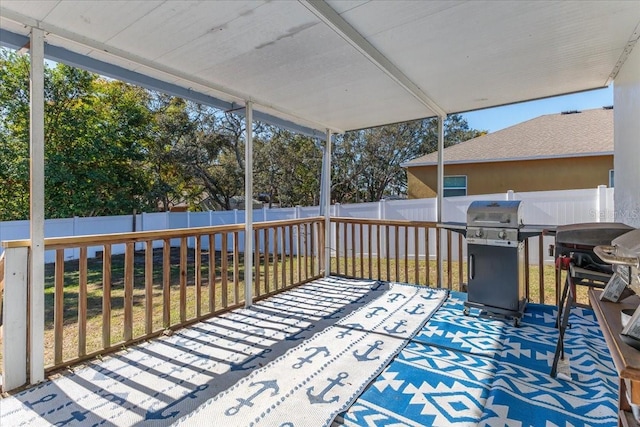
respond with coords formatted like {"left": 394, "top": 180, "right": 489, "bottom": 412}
{"left": 0, "top": 51, "right": 30, "bottom": 220}
{"left": 331, "top": 114, "right": 485, "bottom": 204}
{"left": 254, "top": 129, "right": 323, "bottom": 207}
{"left": 0, "top": 50, "right": 155, "bottom": 220}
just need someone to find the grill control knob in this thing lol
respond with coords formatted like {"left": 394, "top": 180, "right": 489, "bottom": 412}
{"left": 475, "top": 228, "right": 483, "bottom": 237}
{"left": 498, "top": 230, "right": 507, "bottom": 239}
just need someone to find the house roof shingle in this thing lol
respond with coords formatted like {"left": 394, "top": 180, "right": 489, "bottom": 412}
{"left": 403, "top": 108, "right": 613, "bottom": 167}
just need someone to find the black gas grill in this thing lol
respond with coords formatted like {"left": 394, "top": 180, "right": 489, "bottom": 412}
{"left": 595, "top": 229, "right": 640, "bottom": 347}
{"left": 550, "top": 222, "right": 634, "bottom": 377}
{"left": 464, "top": 201, "right": 528, "bottom": 326}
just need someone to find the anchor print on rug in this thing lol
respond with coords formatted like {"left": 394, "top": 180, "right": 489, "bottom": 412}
{"left": 225, "top": 380, "right": 279, "bottom": 416}
{"left": 292, "top": 346, "right": 330, "bottom": 369}
{"left": 353, "top": 340, "right": 384, "bottom": 361}
{"left": 307, "top": 373, "right": 349, "bottom": 404}
{"left": 384, "top": 319, "right": 408, "bottom": 334}
{"left": 146, "top": 384, "right": 209, "bottom": 420}
{"left": 366, "top": 306, "right": 388, "bottom": 318}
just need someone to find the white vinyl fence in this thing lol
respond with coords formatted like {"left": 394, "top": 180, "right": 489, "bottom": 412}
{"left": 0, "top": 186, "right": 615, "bottom": 264}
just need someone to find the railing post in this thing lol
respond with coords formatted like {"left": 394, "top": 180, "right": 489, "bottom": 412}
{"left": 2, "top": 246, "right": 29, "bottom": 391}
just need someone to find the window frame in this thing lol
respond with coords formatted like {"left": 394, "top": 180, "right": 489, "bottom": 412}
{"left": 443, "top": 175, "right": 467, "bottom": 197}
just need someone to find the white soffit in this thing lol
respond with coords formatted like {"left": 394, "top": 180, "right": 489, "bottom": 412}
{"left": 1, "top": 0, "right": 639, "bottom": 134}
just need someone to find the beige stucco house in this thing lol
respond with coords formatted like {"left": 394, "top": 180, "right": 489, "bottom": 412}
{"left": 403, "top": 107, "right": 614, "bottom": 198}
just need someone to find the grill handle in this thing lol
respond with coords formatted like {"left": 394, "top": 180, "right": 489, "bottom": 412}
{"left": 469, "top": 254, "right": 475, "bottom": 280}
{"left": 594, "top": 245, "right": 640, "bottom": 268}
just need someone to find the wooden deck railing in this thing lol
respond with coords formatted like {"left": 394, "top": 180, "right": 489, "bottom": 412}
{"left": 1, "top": 215, "right": 559, "bottom": 391}
{"left": 330, "top": 218, "right": 556, "bottom": 305}
{"left": 1, "top": 217, "right": 324, "bottom": 374}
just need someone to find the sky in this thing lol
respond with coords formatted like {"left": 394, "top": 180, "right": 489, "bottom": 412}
{"left": 461, "top": 86, "right": 613, "bottom": 133}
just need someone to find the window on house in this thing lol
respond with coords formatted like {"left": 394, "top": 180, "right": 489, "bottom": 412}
{"left": 443, "top": 175, "right": 467, "bottom": 197}
{"left": 609, "top": 169, "right": 614, "bottom": 187}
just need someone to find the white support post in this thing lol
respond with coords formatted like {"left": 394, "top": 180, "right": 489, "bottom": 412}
{"left": 324, "top": 130, "right": 332, "bottom": 277}
{"left": 29, "top": 27, "right": 46, "bottom": 385}
{"left": 436, "top": 115, "right": 445, "bottom": 287}
{"left": 244, "top": 101, "right": 254, "bottom": 308}
{"left": 2, "top": 247, "right": 29, "bottom": 391}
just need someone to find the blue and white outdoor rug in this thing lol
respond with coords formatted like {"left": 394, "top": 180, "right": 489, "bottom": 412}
{"left": 0, "top": 280, "right": 620, "bottom": 426}
{"left": 336, "top": 291, "right": 619, "bottom": 427}
{"left": 0, "top": 277, "right": 446, "bottom": 427}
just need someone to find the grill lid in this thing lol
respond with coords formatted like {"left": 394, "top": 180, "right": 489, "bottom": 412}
{"left": 467, "top": 200, "right": 523, "bottom": 229}
{"left": 611, "top": 228, "right": 640, "bottom": 259}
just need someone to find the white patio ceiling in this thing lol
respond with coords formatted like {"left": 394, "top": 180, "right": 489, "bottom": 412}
{"left": 1, "top": 1, "right": 639, "bottom": 136}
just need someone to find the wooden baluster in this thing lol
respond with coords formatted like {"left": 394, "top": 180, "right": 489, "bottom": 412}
{"left": 145, "top": 241, "right": 153, "bottom": 335}
{"left": 426, "top": 226, "right": 431, "bottom": 286}
{"left": 255, "top": 229, "right": 261, "bottom": 296}
{"left": 296, "top": 224, "right": 301, "bottom": 284}
{"left": 368, "top": 223, "right": 373, "bottom": 280}
{"left": 78, "top": 247, "right": 88, "bottom": 357}
{"left": 539, "top": 234, "right": 546, "bottom": 305}
{"left": 289, "top": 225, "right": 294, "bottom": 286}
{"left": 124, "top": 242, "right": 134, "bottom": 342}
{"left": 414, "top": 226, "right": 420, "bottom": 285}
{"left": 264, "top": 229, "right": 270, "bottom": 294}
{"left": 163, "top": 239, "right": 171, "bottom": 328}
{"left": 524, "top": 238, "right": 531, "bottom": 302}
{"left": 54, "top": 249, "right": 64, "bottom": 365}
{"left": 310, "top": 222, "right": 316, "bottom": 277}
{"left": 393, "top": 225, "right": 400, "bottom": 282}
{"left": 281, "top": 227, "right": 287, "bottom": 288}
{"left": 195, "top": 235, "right": 202, "bottom": 318}
{"left": 179, "top": 237, "right": 187, "bottom": 323}
{"left": 335, "top": 222, "right": 340, "bottom": 276}
{"left": 102, "top": 244, "right": 112, "bottom": 348}
{"left": 233, "top": 231, "right": 240, "bottom": 304}
{"left": 436, "top": 227, "right": 442, "bottom": 288}
{"left": 377, "top": 224, "right": 381, "bottom": 281}
{"left": 305, "top": 223, "right": 310, "bottom": 280}
{"left": 447, "top": 230, "right": 453, "bottom": 290}
{"left": 221, "top": 233, "right": 229, "bottom": 308}
{"left": 386, "top": 225, "right": 391, "bottom": 282}
{"left": 208, "top": 234, "right": 216, "bottom": 312}
{"left": 404, "top": 226, "right": 409, "bottom": 283}
{"left": 360, "top": 223, "right": 364, "bottom": 279}
{"left": 458, "top": 233, "right": 464, "bottom": 291}
{"left": 351, "top": 222, "right": 356, "bottom": 277}
{"left": 273, "top": 227, "right": 279, "bottom": 290}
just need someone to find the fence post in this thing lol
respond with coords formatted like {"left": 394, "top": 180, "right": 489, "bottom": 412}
{"left": 2, "top": 246, "right": 29, "bottom": 391}
{"left": 378, "top": 199, "right": 386, "bottom": 219}
{"left": 596, "top": 184, "right": 607, "bottom": 223}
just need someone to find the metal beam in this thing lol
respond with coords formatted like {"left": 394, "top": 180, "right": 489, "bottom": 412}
{"left": 436, "top": 115, "right": 445, "bottom": 287}
{"left": 0, "top": 28, "right": 327, "bottom": 139}
{"left": 29, "top": 27, "right": 46, "bottom": 385}
{"left": 323, "top": 130, "right": 333, "bottom": 277}
{"left": 244, "top": 101, "right": 254, "bottom": 308}
{"left": 299, "top": 0, "right": 448, "bottom": 118}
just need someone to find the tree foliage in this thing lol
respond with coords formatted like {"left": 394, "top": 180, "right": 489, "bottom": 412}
{"left": 330, "top": 116, "right": 485, "bottom": 203}
{"left": 0, "top": 50, "right": 155, "bottom": 220}
{"left": 0, "top": 50, "right": 485, "bottom": 220}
